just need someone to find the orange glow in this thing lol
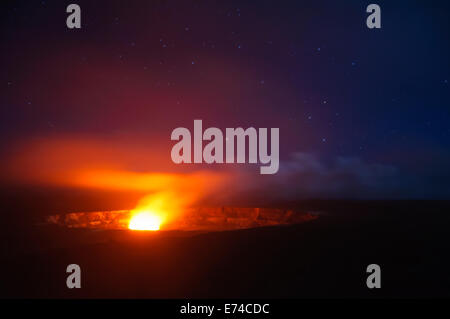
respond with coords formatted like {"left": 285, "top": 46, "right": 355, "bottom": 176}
{"left": 128, "top": 210, "right": 162, "bottom": 231}
{"left": 127, "top": 191, "right": 188, "bottom": 231}
{"left": 2, "top": 137, "right": 232, "bottom": 193}
{"left": 2, "top": 137, "right": 236, "bottom": 225}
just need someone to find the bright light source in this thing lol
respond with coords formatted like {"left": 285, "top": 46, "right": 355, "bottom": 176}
{"left": 128, "top": 211, "right": 162, "bottom": 231}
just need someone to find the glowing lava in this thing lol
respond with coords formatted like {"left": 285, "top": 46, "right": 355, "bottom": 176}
{"left": 128, "top": 210, "right": 162, "bottom": 231}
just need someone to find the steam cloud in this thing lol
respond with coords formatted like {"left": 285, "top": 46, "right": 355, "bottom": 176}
{"left": 2, "top": 137, "right": 407, "bottom": 208}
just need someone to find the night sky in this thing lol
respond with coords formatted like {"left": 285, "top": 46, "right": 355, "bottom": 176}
{"left": 0, "top": 0, "right": 449, "bottom": 200}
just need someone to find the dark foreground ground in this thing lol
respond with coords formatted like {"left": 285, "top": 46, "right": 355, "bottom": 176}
{"left": 1, "top": 193, "right": 449, "bottom": 298}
